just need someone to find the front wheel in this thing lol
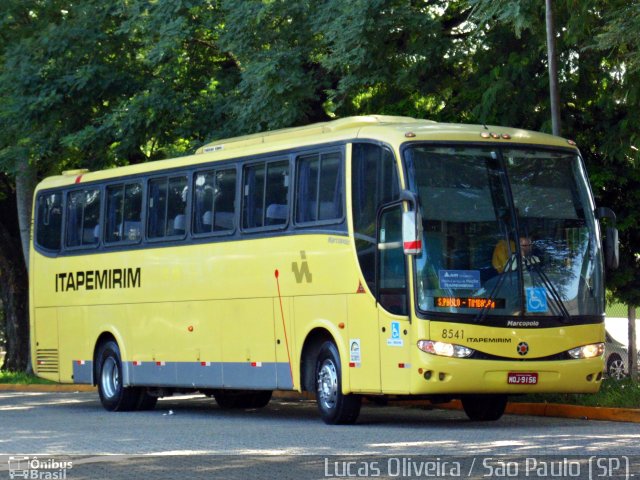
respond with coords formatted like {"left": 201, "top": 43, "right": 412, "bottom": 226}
{"left": 607, "top": 354, "right": 626, "bottom": 380}
{"left": 97, "top": 341, "right": 140, "bottom": 411}
{"left": 461, "top": 394, "right": 507, "bottom": 421}
{"left": 315, "top": 341, "right": 361, "bottom": 424}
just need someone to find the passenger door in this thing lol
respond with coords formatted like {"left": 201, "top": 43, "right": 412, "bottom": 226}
{"left": 377, "top": 204, "right": 412, "bottom": 393}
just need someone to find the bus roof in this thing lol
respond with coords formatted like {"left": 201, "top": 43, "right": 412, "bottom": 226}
{"left": 194, "top": 115, "right": 432, "bottom": 154}
{"left": 36, "top": 115, "right": 577, "bottom": 191}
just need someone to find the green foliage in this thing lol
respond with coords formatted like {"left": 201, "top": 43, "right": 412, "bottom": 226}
{"left": 0, "top": 0, "right": 234, "bottom": 175}
{"left": 468, "top": 0, "right": 640, "bottom": 306}
{"left": 517, "top": 377, "right": 640, "bottom": 409}
{"left": 593, "top": 1, "right": 640, "bottom": 74}
{"left": 219, "top": 0, "right": 324, "bottom": 132}
{"left": 0, "top": 0, "right": 638, "bottom": 308}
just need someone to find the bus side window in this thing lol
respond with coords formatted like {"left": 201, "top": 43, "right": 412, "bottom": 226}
{"left": 105, "top": 182, "right": 142, "bottom": 243}
{"left": 193, "top": 168, "right": 236, "bottom": 235}
{"left": 65, "top": 188, "right": 101, "bottom": 248}
{"left": 351, "top": 143, "right": 400, "bottom": 289}
{"left": 36, "top": 192, "right": 63, "bottom": 251}
{"left": 265, "top": 161, "right": 289, "bottom": 226}
{"left": 243, "top": 160, "right": 289, "bottom": 230}
{"left": 295, "top": 151, "right": 343, "bottom": 224}
{"left": 147, "top": 175, "right": 188, "bottom": 239}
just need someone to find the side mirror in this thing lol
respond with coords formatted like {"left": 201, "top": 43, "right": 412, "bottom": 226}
{"left": 595, "top": 207, "right": 619, "bottom": 270}
{"left": 400, "top": 190, "right": 423, "bottom": 255}
{"left": 605, "top": 226, "right": 619, "bottom": 270}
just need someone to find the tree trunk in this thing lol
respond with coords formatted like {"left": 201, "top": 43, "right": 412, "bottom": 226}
{"left": 0, "top": 220, "right": 30, "bottom": 371}
{"left": 629, "top": 305, "right": 638, "bottom": 382}
{"left": 15, "top": 161, "right": 37, "bottom": 271}
{"left": 11, "top": 163, "right": 36, "bottom": 373}
{"left": 545, "top": 0, "right": 562, "bottom": 136}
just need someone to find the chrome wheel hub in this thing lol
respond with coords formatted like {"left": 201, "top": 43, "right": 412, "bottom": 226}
{"left": 101, "top": 357, "right": 119, "bottom": 398}
{"left": 317, "top": 359, "right": 338, "bottom": 410}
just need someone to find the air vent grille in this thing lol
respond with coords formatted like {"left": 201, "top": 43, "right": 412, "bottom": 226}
{"left": 36, "top": 349, "right": 59, "bottom": 373}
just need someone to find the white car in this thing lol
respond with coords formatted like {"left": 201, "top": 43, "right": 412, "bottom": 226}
{"left": 604, "top": 318, "right": 639, "bottom": 380}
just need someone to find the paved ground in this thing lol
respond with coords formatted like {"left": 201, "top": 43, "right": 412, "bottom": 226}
{"left": 0, "top": 391, "right": 638, "bottom": 479}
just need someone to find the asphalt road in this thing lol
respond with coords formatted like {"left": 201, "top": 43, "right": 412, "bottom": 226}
{"left": 0, "top": 391, "right": 638, "bottom": 479}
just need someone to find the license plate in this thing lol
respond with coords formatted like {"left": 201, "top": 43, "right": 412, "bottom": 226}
{"left": 508, "top": 372, "right": 538, "bottom": 385}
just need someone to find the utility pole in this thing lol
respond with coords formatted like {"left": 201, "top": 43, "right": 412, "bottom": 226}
{"left": 545, "top": 0, "right": 561, "bottom": 136}
{"left": 630, "top": 306, "right": 638, "bottom": 381}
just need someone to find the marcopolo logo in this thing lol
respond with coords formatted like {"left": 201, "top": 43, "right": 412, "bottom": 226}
{"left": 517, "top": 342, "right": 530, "bottom": 356}
{"left": 8, "top": 456, "right": 73, "bottom": 479}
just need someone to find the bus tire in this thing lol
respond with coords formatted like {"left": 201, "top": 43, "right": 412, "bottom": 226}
{"left": 96, "top": 340, "right": 140, "bottom": 412}
{"left": 248, "top": 390, "right": 272, "bottom": 408}
{"left": 213, "top": 390, "right": 272, "bottom": 409}
{"left": 461, "top": 394, "right": 507, "bottom": 421}
{"left": 136, "top": 389, "right": 158, "bottom": 411}
{"left": 212, "top": 390, "right": 237, "bottom": 409}
{"left": 315, "top": 341, "right": 361, "bottom": 425}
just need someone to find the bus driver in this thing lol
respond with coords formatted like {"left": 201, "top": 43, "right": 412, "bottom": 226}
{"left": 492, "top": 236, "right": 540, "bottom": 273}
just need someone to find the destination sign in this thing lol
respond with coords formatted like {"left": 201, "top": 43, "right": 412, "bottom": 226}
{"left": 434, "top": 296, "right": 506, "bottom": 309}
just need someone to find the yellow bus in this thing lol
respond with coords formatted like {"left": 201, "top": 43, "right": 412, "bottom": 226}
{"left": 30, "top": 115, "right": 618, "bottom": 423}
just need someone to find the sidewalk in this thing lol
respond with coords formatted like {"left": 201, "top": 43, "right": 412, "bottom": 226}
{"left": 1, "top": 383, "right": 638, "bottom": 423}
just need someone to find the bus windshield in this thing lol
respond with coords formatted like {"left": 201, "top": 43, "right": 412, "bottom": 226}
{"left": 404, "top": 145, "right": 604, "bottom": 320}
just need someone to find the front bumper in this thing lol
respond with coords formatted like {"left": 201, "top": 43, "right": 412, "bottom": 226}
{"left": 410, "top": 355, "right": 604, "bottom": 395}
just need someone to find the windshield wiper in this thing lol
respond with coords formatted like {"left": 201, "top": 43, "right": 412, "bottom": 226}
{"left": 528, "top": 261, "right": 571, "bottom": 323}
{"left": 473, "top": 255, "right": 571, "bottom": 324}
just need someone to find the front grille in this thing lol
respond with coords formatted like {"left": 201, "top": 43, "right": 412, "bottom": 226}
{"left": 36, "top": 349, "right": 59, "bottom": 373}
{"left": 469, "top": 350, "right": 570, "bottom": 361}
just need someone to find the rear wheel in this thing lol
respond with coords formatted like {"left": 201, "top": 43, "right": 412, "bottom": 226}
{"left": 461, "top": 394, "right": 507, "bottom": 421}
{"left": 213, "top": 390, "right": 272, "bottom": 409}
{"left": 248, "top": 390, "right": 273, "bottom": 408}
{"left": 136, "top": 389, "right": 159, "bottom": 411}
{"left": 315, "top": 341, "right": 361, "bottom": 424}
{"left": 97, "top": 341, "right": 140, "bottom": 412}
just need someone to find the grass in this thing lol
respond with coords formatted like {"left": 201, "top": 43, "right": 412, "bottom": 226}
{"left": 515, "top": 377, "right": 640, "bottom": 409}
{"left": 0, "top": 370, "right": 56, "bottom": 385}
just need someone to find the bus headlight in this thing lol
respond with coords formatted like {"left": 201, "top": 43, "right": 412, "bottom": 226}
{"left": 567, "top": 343, "right": 604, "bottom": 359}
{"left": 417, "top": 340, "right": 474, "bottom": 358}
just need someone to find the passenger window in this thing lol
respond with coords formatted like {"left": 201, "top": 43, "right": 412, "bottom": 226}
{"left": 36, "top": 192, "right": 63, "bottom": 251}
{"left": 105, "top": 182, "right": 142, "bottom": 243}
{"left": 295, "top": 151, "right": 343, "bottom": 224}
{"left": 147, "top": 175, "right": 188, "bottom": 239}
{"left": 193, "top": 168, "right": 237, "bottom": 234}
{"left": 65, "top": 188, "right": 101, "bottom": 248}
{"left": 242, "top": 160, "right": 289, "bottom": 229}
{"left": 351, "top": 143, "right": 400, "bottom": 287}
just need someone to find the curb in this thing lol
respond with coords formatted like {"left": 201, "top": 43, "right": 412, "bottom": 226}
{"left": 434, "top": 399, "right": 640, "bottom": 423}
{"left": 275, "top": 392, "right": 640, "bottom": 423}
{"left": 2, "top": 385, "right": 638, "bottom": 423}
{"left": 0, "top": 384, "right": 96, "bottom": 392}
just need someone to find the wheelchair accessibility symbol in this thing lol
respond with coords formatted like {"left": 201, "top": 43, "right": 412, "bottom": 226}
{"left": 387, "top": 321, "right": 404, "bottom": 347}
{"left": 526, "top": 287, "right": 548, "bottom": 313}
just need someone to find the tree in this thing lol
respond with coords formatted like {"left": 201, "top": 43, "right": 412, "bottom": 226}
{"left": 0, "top": 175, "right": 28, "bottom": 371}
{"left": 217, "top": 1, "right": 475, "bottom": 130}
{"left": 1, "top": 0, "right": 639, "bottom": 376}
{"left": 468, "top": 0, "right": 640, "bottom": 380}
{"left": 0, "top": 0, "right": 234, "bottom": 370}
{"left": 545, "top": 0, "right": 561, "bottom": 135}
